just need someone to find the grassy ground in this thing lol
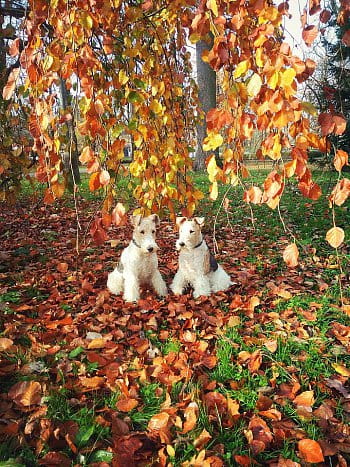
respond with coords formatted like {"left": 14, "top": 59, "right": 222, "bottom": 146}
{"left": 0, "top": 168, "right": 349, "bottom": 466}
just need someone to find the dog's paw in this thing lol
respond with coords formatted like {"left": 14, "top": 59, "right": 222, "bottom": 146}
{"left": 171, "top": 286, "right": 183, "bottom": 295}
{"left": 123, "top": 294, "right": 139, "bottom": 303}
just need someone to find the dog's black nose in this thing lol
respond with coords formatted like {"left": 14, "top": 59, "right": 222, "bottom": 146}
{"left": 147, "top": 247, "right": 154, "bottom": 252}
{"left": 179, "top": 242, "right": 185, "bottom": 247}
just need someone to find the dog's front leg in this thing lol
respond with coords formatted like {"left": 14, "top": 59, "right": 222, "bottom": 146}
{"left": 170, "top": 270, "right": 186, "bottom": 295}
{"left": 192, "top": 276, "right": 211, "bottom": 298}
{"left": 123, "top": 272, "right": 140, "bottom": 302}
{"left": 151, "top": 271, "right": 168, "bottom": 297}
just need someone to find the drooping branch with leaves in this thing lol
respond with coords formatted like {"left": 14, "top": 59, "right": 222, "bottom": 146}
{"left": 1, "top": 0, "right": 349, "bottom": 253}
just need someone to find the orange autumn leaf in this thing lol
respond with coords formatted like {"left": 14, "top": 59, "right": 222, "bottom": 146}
{"left": 283, "top": 243, "right": 299, "bottom": 268}
{"left": 302, "top": 25, "right": 319, "bottom": 46}
{"left": 57, "top": 262, "right": 68, "bottom": 273}
{"left": 148, "top": 412, "right": 169, "bottom": 431}
{"left": 298, "top": 439, "right": 324, "bottom": 463}
{"left": 182, "top": 402, "right": 198, "bottom": 434}
{"left": 116, "top": 398, "right": 139, "bottom": 412}
{"left": 0, "top": 337, "right": 14, "bottom": 351}
{"left": 334, "top": 149, "right": 349, "bottom": 172}
{"left": 8, "top": 381, "right": 42, "bottom": 407}
{"left": 293, "top": 390, "right": 315, "bottom": 407}
{"left": 112, "top": 203, "right": 127, "bottom": 226}
{"left": 89, "top": 172, "right": 102, "bottom": 191}
{"left": 80, "top": 376, "right": 105, "bottom": 389}
{"left": 3, "top": 68, "right": 20, "bottom": 100}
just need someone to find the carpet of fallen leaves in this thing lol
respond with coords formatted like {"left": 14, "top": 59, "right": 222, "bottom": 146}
{"left": 0, "top": 198, "right": 350, "bottom": 467}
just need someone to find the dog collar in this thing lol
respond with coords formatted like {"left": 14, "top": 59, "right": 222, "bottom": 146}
{"left": 194, "top": 239, "right": 203, "bottom": 249}
{"left": 132, "top": 238, "right": 141, "bottom": 248}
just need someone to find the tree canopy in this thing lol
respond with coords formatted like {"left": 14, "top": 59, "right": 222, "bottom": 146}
{"left": 1, "top": 0, "right": 349, "bottom": 252}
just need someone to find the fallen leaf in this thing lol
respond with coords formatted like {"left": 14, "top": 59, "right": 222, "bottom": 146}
{"left": 298, "top": 439, "right": 324, "bottom": 463}
{"left": 0, "top": 337, "right": 14, "bottom": 351}
{"left": 116, "top": 398, "right": 139, "bottom": 412}
{"left": 8, "top": 381, "right": 42, "bottom": 407}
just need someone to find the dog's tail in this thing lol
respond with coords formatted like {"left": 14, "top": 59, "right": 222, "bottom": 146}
{"left": 107, "top": 268, "right": 124, "bottom": 295}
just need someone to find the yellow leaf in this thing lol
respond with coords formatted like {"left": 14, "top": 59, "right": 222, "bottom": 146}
{"left": 150, "top": 99, "right": 163, "bottom": 114}
{"left": 150, "top": 155, "right": 158, "bottom": 166}
{"left": 42, "top": 54, "right": 54, "bottom": 72}
{"left": 247, "top": 73, "right": 262, "bottom": 97}
{"left": 284, "top": 160, "right": 297, "bottom": 178}
{"left": 267, "top": 71, "right": 279, "bottom": 90}
{"left": 80, "top": 11, "right": 93, "bottom": 29}
{"left": 207, "top": 154, "right": 218, "bottom": 182}
{"left": 210, "top": 181, "right": 218, "bottom": 200}
{"left": 166, "top": 445, "right": 175, "bottom": 457}
{"left": 280, "top": 68, "right": 296, "bottom": 87}
{"left": 301, "top": 101, "right": 318, "bottom": 116}
{"left": 207, "top": 0, "right": 218, "bottom": 16}
{"left": 234, "top": 60, "right": 249, "bottom": 78}
{"left": 118, "top": 70, "right": 129, "bottom": 86}
{"left": 326, "top": 226, "right": 345, "bottom": 248}
{"left": 255, "top": 48, "right": 264, "bottom": 68}
{"left": 332, "top": 363, "right": 350, "bottom": 377}
{"left": 203, "top": 132, "right": 223, "bottom": 151}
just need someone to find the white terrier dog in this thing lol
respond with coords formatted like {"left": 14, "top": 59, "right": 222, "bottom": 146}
{"left": 107, "top": 214, "right": 168, "bottom": 302}
{"left": 170, "top": 217, "right": 232, "bottom": 298}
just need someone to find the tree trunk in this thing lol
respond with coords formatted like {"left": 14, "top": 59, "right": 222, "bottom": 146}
{"left": 59, "top": 78, "right": 81, "bottom": 190}
{"left": 194, "top": 38, "right": 216, "bottom": 172}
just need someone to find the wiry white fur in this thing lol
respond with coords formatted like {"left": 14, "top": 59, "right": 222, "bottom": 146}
{"left": 107, "top": 215, "right": 168, "bottom": 302}
{"left": 171, "top": 217, "right": 232, "bottom": 298}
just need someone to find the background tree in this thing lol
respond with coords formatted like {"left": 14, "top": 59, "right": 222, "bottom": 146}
{"left": 194, "top": 37, "right": 216, "bottom": 171}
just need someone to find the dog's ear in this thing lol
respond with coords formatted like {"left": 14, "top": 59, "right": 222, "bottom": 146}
{"left": 176, "top": 217, "right": 187, "bottom": 227}
{"left": 131, "top": 214, "right": 142, "bottom": 227}
{"left": 150, "top": 214, "right": 160, "bottom": 226}
{"left": 194, "top": 217, "right": 205, "bottom": 227}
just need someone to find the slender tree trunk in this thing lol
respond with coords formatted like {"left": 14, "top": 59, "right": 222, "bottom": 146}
{"left": 194, "top": 38, "right": 216, "bottom": 172}
{"left": 59, "top": 77, "right": 81, "bottom": 190}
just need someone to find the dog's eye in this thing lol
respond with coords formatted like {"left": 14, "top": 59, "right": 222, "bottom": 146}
{"left": 190, "top": 230, "right": 195, "bottom": 234}
{"left": 140, "top": 230, "right": 145, "bottom": 234}
{"left": 152, "top": 230, "right": 155, "bottom": 234}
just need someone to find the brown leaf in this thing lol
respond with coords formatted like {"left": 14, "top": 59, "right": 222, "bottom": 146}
{"left": 298, "top": 439, "right": 324, "bottom": 463}
{"left": 38, "top": 452, "right": 71, "bottom": 466}
{"left": 342, "top": 30, "right": 350, "bottom": 46}
{"left": 8, "top": 381, "right": 42, "bottom": 407}
{"left": 320, "top": 9, "right": 331, "bottom": 23}
{"left": 116, "top": 398, "right": 139, "bottom": 412}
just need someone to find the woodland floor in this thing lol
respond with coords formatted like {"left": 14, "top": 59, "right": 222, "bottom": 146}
{"left": 0, "top": 170, "right": 349, "bottom": 467}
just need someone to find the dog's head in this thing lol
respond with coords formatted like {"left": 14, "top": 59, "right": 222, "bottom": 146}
{"left": 131, "top": 214, "right": 160, "bottom": 254}
{"left": 175, "top": 217, "right": 204, "bottom": 250}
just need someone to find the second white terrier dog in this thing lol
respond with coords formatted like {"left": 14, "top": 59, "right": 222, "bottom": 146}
{"left": 171, "top": 217, "right": 232, "bottom": 298}
{"left": 107, "top": 214, "right": 168, "bottom": 302}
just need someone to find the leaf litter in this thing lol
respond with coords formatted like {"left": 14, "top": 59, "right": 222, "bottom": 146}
{"left": 0, "top": 199, "right": 349, "bottom": 466}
